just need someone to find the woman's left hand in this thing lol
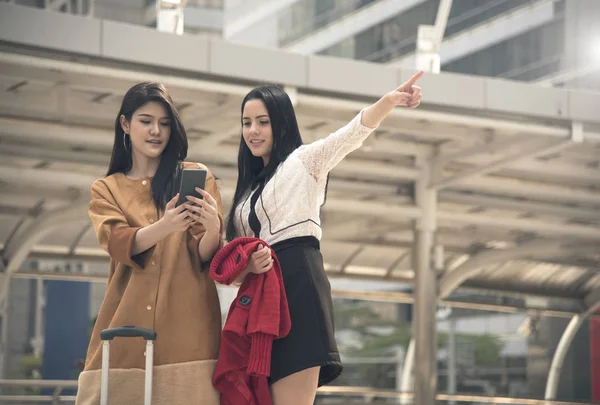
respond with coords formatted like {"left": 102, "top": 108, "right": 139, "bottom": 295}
{"left": 185, "top": 188, "right": 221, "bottom": 234}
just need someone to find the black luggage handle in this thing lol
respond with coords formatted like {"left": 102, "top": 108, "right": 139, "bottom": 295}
{"left": 100, "top": 325, "right": 157, "bottom": 341}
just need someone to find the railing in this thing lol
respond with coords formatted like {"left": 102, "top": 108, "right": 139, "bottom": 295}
{"left": 0, "top": 380, "right": 596, "bottom": 405}
{"left": 318, "top": 386, "right": 596, "bottom": 405}
{"left": 0, "top": 380, "right": 77, "bottom": 404}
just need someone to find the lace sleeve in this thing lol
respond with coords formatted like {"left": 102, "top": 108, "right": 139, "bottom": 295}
{"left": 296, "top": 110, "right": 378, "bottom": 180}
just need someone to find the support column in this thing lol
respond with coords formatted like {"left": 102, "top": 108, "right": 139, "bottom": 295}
{"left": 399, "top": 338, "right": 415, "bottom": 405}
{"left": 447, "top": 313, "right": 457, "bottom": 405}
{"left": 0, "top": 276, "right": 11, "bottom": 379}
{"left": 413, "top": 161, "right": 438, "bottom": 405}
{"left": 545, "top": 315, "right": 584, "bottom": 399}
{"left": 545, "top": 284, "right": 600, "bottom": 400}
{"left": 591, "top": 312, "right": 600, "bottom": 402}
{"left": 415, "top": 0, "right": 452, "bottom": 73}
{"left": 156, "top": 0, "right": 186, "bottom": 35}
{"left": 32, "top": 277, "right": 44, "bottom": 359}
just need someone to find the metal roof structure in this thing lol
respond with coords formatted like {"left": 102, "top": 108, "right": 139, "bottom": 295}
{"left": 0, "top": 2, "right": 600, "bottom": 403}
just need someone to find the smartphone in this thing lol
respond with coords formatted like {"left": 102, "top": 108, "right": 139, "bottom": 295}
{"left": 176, "top": 168, "right": 207, "bottom": 206}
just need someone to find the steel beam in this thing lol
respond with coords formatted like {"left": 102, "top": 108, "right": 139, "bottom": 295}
{"left": 534, "top": 64, "right": 600, "bottom": 87}
{"left": 390, "top": 0, "right": 555, "bottom": 68}
{"left": 431, "top": 127, "right": 582, "bottom": 190}
{"left": 2, "top": 200, "right": 89, "bottom": 276}
{"left": 436, "top": 210, "right": 600, "bottom": 239}
{"left": 0, "top": 144, "right": 420, "bottom": 188}
{"left": 284, "top": 0, "right": 426, "bottom": 54}
{"left": 1, "top": 51, "right": 587, "bottom": 141}
{"left": 584, "top": 288, "right": 600, "bottom": 310}
{"left": 323, "top": 200, "right": 421, "bottom": 221}
{"left": 385, "top": 252, "right": 412, "bottom": 278}
{"left": 0, "top": 144, "right": 109, "bottom": 166}
{"left": 0, "top": 162, "right": 416, "bottom": 198}
{"left": 452, "top": 174, "right": 600, "bottom": 206}
{"left": 6, "top": 136, "right": 600, "bottom": 206}
{"left": 438, "top": 239, "right": 566, "bottom": 299}
{"left": 441, "top": 192, "right": 600, "bottom": 221}
{"left": 0, "top": 199, "right": 90, "bottom": 313}
{"left": 433, "top": 136, "right": 524, "bottom": 168}
{"left": 188, "top": 124, "right": 240, "bottom": 155}
{"left": 4, "top": 167, "right": 600, "bottom": 239}
{"left": 5, "top": 134, "right": 599, "bottom": 216}
{"left": 0, "top": 52, "right": 253, "bottom": 99}
{"left": 432, "top": 0, "right": 452, "bottom": 45}
{"left": 294, "top": 93, "right": 572, "bottom": 140}
{"left": 0, "top": 166, "right": 98, "bottom": 189}
{"left": 338, "top": 246, "right": 364, "bottom": 274}
{"left": 326, "top": 219, "right": 373, "bottom": 240}
{"left": 182, "top": 99, "right": 237, "bottom": 128}
{"left": 224, "top": 0, "right": 300, "bottom": 39}
{"left": 0, "top": 117, "right": 113, "bottom": 150}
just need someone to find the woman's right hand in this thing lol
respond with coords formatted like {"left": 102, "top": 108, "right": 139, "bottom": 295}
{"left": 246, "top": 244, "right": 273, "bottom": 274}
{"left": 158, "top": 194, "right": 191, "bottom": 234}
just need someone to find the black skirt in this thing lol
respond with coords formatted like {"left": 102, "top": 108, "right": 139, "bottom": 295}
{"left": 268, "top": 236, "right": 342, "bottom": 387}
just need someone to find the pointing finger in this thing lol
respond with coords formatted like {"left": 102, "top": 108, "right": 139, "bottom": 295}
{"left": 404, "top": 71, "right": 424, "bottom": 87}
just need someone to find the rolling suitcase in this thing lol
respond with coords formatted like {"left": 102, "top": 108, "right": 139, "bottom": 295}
{"left": 99, "top": 325, "right": 157, "bottom": 405}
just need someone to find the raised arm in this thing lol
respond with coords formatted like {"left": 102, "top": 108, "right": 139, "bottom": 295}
{"left": 296, "top": 71, "right": 423, "bottom": 180}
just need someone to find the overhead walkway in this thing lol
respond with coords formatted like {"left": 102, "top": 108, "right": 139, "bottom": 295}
{"left": 1, "top": 3, "right": 600, "bottom": 403}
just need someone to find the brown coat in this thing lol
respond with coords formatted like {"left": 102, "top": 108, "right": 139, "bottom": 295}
{"left": 76, "top": 162, "right": 223, "bottom": 405}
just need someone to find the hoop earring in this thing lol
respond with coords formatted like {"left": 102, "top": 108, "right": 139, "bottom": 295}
{"left": 123, "top": 133, "right": 130, "bottom": 152}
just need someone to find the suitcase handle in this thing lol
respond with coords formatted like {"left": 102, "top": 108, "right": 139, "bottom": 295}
{"left": 100, "top": 325, "right": 157, "bottom": 341}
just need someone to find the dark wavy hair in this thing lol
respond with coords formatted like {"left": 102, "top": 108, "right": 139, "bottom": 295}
{"left": 107, "top": 82, "right": 188, "bottom": 210}
{"left": 225, "top": 84, "right": 303, "bottom": 241}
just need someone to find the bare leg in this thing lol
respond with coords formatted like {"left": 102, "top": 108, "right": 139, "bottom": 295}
{"left": 271, "top": 366, "right": 321, "bottom": 405}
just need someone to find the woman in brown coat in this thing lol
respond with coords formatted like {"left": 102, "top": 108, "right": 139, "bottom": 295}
{"left": 76, "top": 82, "right": 223, "bottom": 405}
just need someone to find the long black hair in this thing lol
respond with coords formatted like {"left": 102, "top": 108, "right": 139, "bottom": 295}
{"left": 225, "top": 84, "right": 303, "bottom": 241}
{"left": 107, "top": 82, "right": 188, "bottom": 210}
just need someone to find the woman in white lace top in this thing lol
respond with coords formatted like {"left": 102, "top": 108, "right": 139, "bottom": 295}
{"left": 225, "top": 71, "right": 424, "bottom": 405}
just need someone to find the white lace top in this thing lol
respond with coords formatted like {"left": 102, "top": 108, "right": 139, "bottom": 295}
{"left": 233, "top": 110, "right": 378, "bottom": 246}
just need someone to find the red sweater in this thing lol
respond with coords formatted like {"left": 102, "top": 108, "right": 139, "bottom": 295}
{"left": 209, "top": 237, "right": 291, "bottom": 405}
